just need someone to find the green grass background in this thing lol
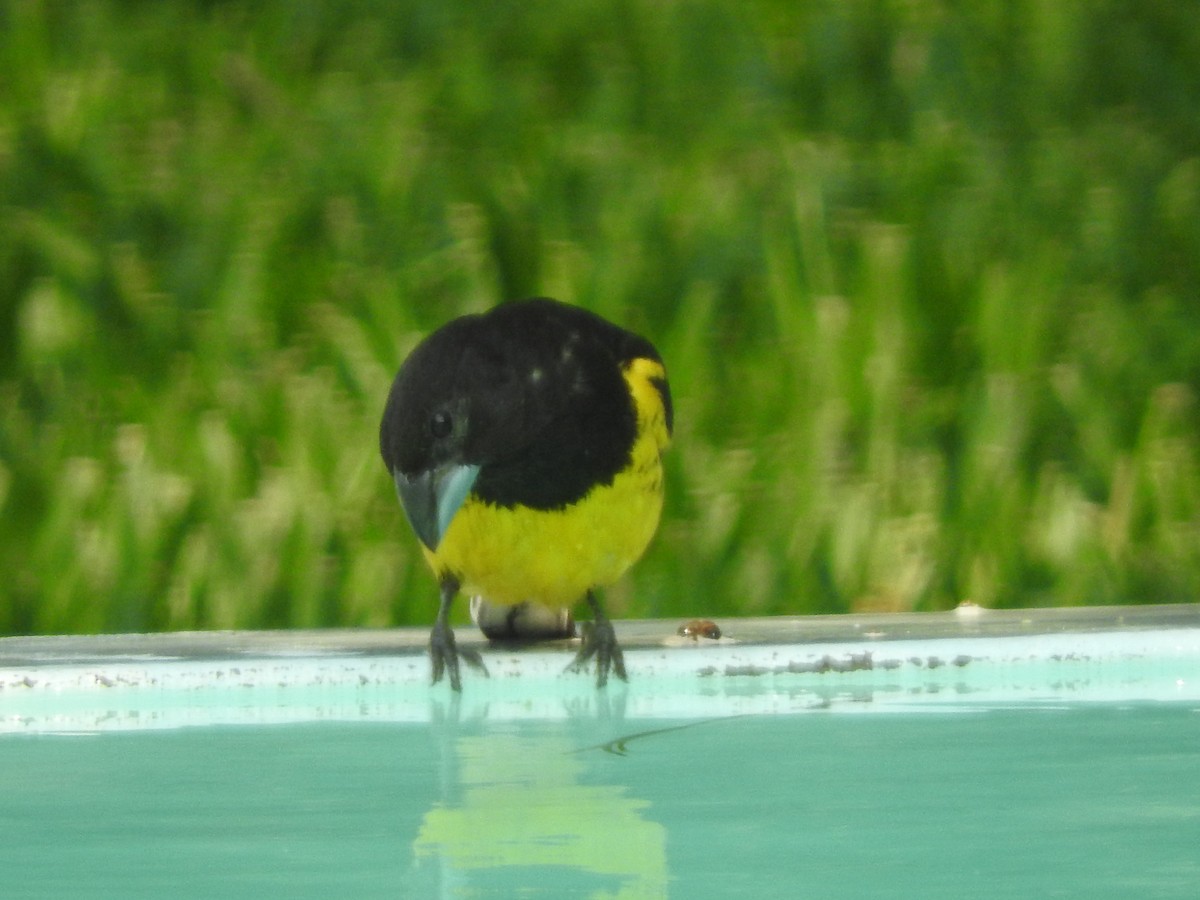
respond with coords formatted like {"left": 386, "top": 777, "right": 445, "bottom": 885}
{"left": 3, "top": 0, "right": 1200, "bottom": 635}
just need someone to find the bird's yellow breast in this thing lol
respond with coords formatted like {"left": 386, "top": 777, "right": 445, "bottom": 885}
{"left": 424, "top": 358, "right": 670, "bottom": 606}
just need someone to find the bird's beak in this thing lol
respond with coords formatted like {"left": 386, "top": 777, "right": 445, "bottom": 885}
{"left": 393, "top": 462, "right": 481, "bottom": 551}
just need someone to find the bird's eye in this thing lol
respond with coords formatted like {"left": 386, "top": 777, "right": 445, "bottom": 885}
{"left": 429, "top": 410, "right": 454, "bottom": 439}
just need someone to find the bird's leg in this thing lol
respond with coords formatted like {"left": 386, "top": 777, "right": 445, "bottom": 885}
{"left": 566, "top": 590, "right": 627, "bottom": 688}
{"left": 429, "top": 574, "right": 488, "bottom": 691}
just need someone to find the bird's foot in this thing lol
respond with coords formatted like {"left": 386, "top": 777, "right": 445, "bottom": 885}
{"left": 566, "top": 618, "right": 627, "bottom": 688}
{"left": 430, "top": 620, "right": 489, "bottom": 691}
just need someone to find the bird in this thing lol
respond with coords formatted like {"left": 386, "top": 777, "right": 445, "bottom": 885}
{"left": 379, "top": 297, "right": 672, "bottom": 691}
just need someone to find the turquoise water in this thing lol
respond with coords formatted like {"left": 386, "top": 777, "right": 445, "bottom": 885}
{"left": 3, "top": 701, "right": 1198, "bottom": 898}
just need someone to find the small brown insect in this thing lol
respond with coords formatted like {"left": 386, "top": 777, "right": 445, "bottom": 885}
{"left": 677, "top": 619, "right": 721, "bottom": 640}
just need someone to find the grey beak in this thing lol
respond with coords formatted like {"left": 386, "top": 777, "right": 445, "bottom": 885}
{"left": 393, "top": 462, "right": 481, "bottom": 551}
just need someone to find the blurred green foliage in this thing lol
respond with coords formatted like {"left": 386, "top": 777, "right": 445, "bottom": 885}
{"left": 3, "top": 0, "right": 1200, "bottom": 635}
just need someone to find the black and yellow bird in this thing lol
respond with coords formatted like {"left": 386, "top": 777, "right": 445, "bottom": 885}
{"left": 379, "top": 297, "right": 672, "bottom": 691}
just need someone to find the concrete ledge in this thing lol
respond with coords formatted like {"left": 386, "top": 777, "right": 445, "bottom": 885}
{"left": 2, "top": 604, "right": 1198, "bottom": 732}
{"left": 5, "top": 602, "right": 1199, "bottom": 664}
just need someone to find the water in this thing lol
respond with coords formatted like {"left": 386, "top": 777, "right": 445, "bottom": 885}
{"left": 3, "top": 701, "right": 1197, "bottom": 898}
{"left": 3, "top": 608, "right": 1199, "bottom": 897}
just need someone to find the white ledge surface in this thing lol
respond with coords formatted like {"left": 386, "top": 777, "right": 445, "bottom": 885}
{"left": 2, "top": 604, "right": 1198, "bottom": 732}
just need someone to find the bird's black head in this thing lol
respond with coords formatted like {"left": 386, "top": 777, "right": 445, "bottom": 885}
{"left": 380, "top": 298, "right": 658, "bottom": 543}
{"left": 381, "top": 313, "right": 501, "bottom": 480}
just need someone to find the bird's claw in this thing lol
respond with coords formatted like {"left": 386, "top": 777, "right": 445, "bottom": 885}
{"left": 430, "top": 621, "right": 489, "bottom": 691}
{"left": 566, "top": 619, "right": 627, "bottom": 688}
